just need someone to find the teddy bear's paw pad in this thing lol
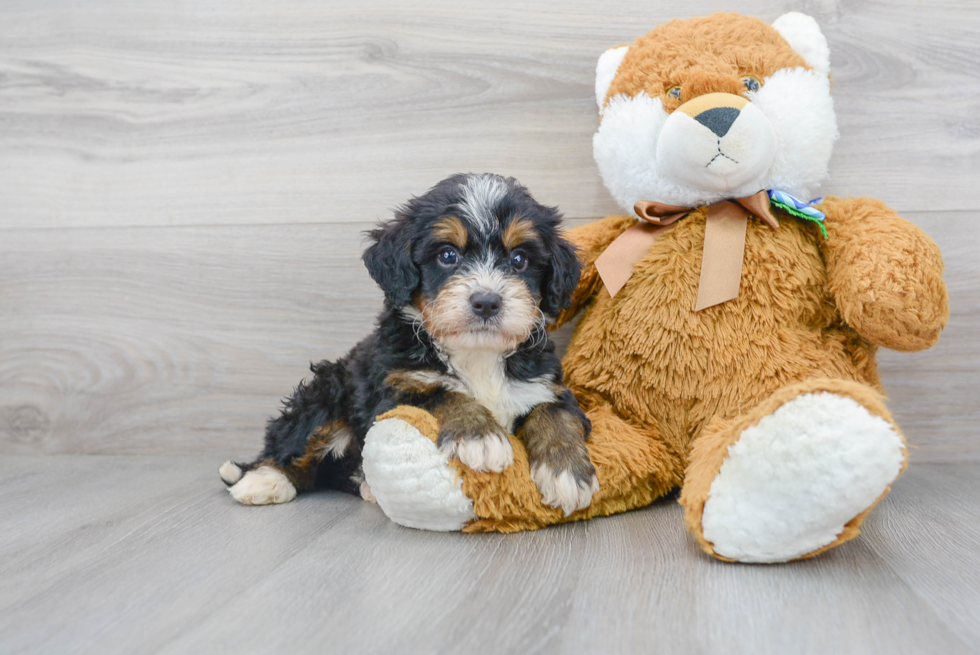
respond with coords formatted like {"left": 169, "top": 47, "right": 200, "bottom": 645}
{"left": 531, "top": 464, "right": 600, "bottom": 517}
{"left": 362, "top": 417, "right": 477, "bottom": 531}
{"left": 701, "top": 392, "right": 905, "bottom": 562}
{"left": 444, "top": 431, "right": 514, "bottom": 473}
{"left": 228, "top": 466, "right": 297, "bottom": 506}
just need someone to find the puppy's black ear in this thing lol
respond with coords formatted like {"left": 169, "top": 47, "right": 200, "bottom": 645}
{"left": 362, "top": 216, "right": 419, "bottom": 308}
{"left": 541, "top": 229, "right": 582, "bottom": 317}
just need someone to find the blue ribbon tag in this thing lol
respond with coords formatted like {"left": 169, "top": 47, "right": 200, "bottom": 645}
{"left": 768, "top": 189, "right": 828, "bottom": 239}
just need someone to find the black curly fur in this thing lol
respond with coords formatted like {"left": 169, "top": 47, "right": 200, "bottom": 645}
{"left": 226, "top": 174, "right": 588, "bottom": 497}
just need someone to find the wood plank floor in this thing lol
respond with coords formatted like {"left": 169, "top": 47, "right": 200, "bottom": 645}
{"left": 1, "top": 2, "right": 978, "bottom": 653}
{"left": 0, "top": 455, "right": 977, "bottom": 655}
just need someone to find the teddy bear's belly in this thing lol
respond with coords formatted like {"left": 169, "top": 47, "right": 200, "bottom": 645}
{"left": 563, "top": 218, "right": 874, "bottom": 443}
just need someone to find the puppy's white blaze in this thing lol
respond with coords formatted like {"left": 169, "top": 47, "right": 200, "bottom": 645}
{"left": 218, "top": 460, "right": 243, "bottom": 485}
{"left": 531, "top": 464, "right": 599, "bottom": 516}
{"left": 460, "top": 174, "right": 508, "bottom": 236}
{"left": 229, "top": 466, "right": 297, "bottom": 506}
{"left": 327, "top": 428, "right": 354, "bottom": 459}
{"left": 449, "top": 431, "right": 514, "bottom": 473}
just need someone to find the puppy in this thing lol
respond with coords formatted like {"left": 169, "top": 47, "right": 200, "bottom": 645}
{"left": 219, "top": 173, "right": 599, "bottom": 516}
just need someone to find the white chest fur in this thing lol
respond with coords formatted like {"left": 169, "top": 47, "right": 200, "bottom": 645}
{"left": 442, "top": 348, "right": 556, "bottom": 432}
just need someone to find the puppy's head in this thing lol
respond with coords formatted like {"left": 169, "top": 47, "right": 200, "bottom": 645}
{"left": 363, "top": 173, "right": 580, "bottom": 352}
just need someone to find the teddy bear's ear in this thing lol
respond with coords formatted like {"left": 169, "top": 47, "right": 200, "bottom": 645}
{"left": 772, "top": 12, "right": 831, "bottom": 77}
{"left": 595, "top": 46, "right": 629, "bottom": 114}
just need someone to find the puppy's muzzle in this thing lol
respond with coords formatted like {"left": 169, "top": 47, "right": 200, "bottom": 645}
{"left": 469, "top": 292, "right": 502, "bottom": 320}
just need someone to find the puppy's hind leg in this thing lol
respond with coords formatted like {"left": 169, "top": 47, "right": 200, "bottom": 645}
{"left": 224, "top": 360, "right": 351, "bottom": 506}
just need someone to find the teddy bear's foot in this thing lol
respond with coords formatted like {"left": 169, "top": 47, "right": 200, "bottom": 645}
{"left": 680, "top": 379, "right": 907, "bottom": 563}
{"left": 361, "top": 409, "right": 476, "bottom": 531}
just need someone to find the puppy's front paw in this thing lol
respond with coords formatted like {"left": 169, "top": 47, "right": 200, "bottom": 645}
{"left": 531, "top": 463, "right": 599, "bottom": 517}
{"left": 440, "top": 428, "right": 514, "bottom": 473}
{"left": 521, "top": 403, "right": 598, "bottom": 516}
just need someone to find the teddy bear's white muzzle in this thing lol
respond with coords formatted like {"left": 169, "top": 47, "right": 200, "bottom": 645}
{"left": 657, "top": 98, "right": 777, "bottom": 194}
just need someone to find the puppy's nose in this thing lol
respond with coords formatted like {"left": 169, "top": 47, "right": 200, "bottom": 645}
{"left": 694, "top": 106, "right": 740, "bottom": 138}
{"left": 469, "top": 292, "right": 502, "bottom": 319}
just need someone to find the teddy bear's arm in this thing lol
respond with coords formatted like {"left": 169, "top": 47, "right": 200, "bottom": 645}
{"left": 554, "top": 214, "right": 637, "bottom": 328}
{"left": 818, "top": 196, "right": 949, "bottom": 352}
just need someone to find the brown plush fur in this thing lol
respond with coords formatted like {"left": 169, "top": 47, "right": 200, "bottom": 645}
{"left": 678, "top": 378, "right": 908, "bottom": 560}
{"left": 405, "top": 196, "right": 944, "bottom": 553}
{"left": 372, "top": 13, "right": 948, "bottom": 561}
{"left": 603, "top": 13, "right": 808, "bottom": 112}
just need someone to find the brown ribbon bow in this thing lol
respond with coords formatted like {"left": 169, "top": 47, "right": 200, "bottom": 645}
{"left": 594, "top": 190, "right": 780, "bottom": 311}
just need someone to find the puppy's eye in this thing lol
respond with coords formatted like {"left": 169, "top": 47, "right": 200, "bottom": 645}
{"left": 437, "top": 246, "right": 459, "bottom": 267}
{"left": 509, "top": 250, "right": 528, "bottom": 272}
{"left": 742, "top": 76, "right": 761, "bottom": 93}
{"left": 667, "top": 86, "right": 682, "bottom": 100}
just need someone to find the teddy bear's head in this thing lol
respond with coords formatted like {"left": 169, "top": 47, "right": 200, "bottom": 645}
{"left": 593, "top": 12, "right": 838, "bottom": 213}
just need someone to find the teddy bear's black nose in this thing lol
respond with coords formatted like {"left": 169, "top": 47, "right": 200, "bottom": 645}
{"left": 695, "top": 106, "right": 740, "bottom": 137}
{"left": 470, "top": 292, "right": 502, "bottom": 319}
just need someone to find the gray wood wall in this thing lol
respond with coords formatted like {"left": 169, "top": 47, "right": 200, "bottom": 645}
{"left": 1, "top": 0, "right": 976, "bottom": 461}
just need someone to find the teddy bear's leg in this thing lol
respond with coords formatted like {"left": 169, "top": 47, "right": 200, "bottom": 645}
{"left": 360, "top": 406, "right": 478, "bottom": 531}
{"left": 679, "top": 378, "right": 907, "bottom": 563}
{"left": 362, "top": 404, "right": 682, "bottom": 532}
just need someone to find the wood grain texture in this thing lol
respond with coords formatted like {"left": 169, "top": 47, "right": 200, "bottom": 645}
{"left": 0, "top": 456, "right": 976, "bottom": 655}
{"left": 0, "top": 0, "right": 977, "bottom": 230}
{"left": 0, "top": 2, "right": 977, "bottom": 459}
{"left": 0, "top": 211, "right": 975, "bottom": 459}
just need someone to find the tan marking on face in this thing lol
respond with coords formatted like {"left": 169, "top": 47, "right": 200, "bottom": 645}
{"left": 502, "top": 217, "right": 540, "bottom": 251}
{"left": 676, "top": 92, "right": 748, "bottom": 117}
{"left": 421, "top": 269, "right": 540, "bottom": 351}
{"left": 433, "top": 216, "right": 468, "bottom": 249}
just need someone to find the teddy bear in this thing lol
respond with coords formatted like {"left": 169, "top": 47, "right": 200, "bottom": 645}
{"left": 358, "top": 11, "right": 949, "bottom": 562}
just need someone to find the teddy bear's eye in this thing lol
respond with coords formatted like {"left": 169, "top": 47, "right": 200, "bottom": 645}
{"left": 742, "top": 76, "right": 761, "bottom": 93}
{"left": 667, "top": 86, "right": 682, "bottom": 100}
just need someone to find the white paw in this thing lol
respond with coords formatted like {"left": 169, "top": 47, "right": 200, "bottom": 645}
{"left": 531, "top": 464, "right": 599, "bottom": 516}
{"left": 359, "top": 480, "right": 377, "bottom": 503}
{"left": 218, "top": 460, "right": 243, "bottom": 485}
{"left": 445, "top": 432, "right": 514, "bottom": 473}
{"left": 228, "top": 466, "right": 297, "bottom": 506}
{"left": 701, "top": 392, "right": 905, "bottom": 563}
{"left": 362, "top": 418, "right": 476, "bottom": 531}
